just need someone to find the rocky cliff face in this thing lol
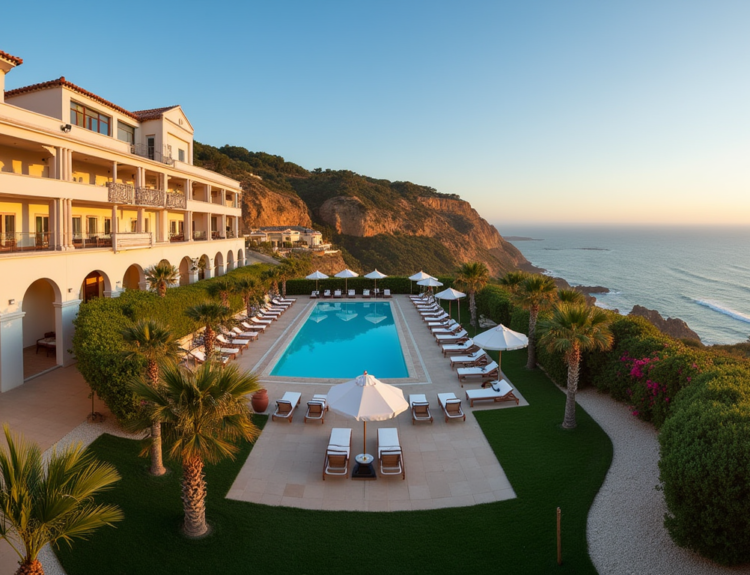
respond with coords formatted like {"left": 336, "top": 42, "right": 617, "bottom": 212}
{"left": 316, "top": 195, "right": 526, "bottom": 275}
{"left": 629, "top": 305, "right": 702, "bottom": 342}
{"left": 240, "top": 178, "right": 312, "bottom": 231}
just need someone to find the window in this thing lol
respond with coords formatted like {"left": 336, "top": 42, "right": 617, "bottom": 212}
{"left": 144, "top": 218, "right": 150, "bottom": 233}
{"left": 178, "top": 149, "right": 185, "bottom": 163}
{"left": 70, "top": 102, "right": 110, "bottom": 136}
{"left": 87, "top": 217, "right": 98, "bottom": 235}
{"left": 130, "top": 220, "right": 137, "bottom": 232}
{"left": 147, "top": 137, "right": 155, "bottom": 160}
{"left": 117, "top": 122, "right": 135, "bottom": 145}
{"left": 1, "top": 214, "right": 15, "bottom": 242}
{"left": 35, "top": 216, "right": 49, "bottom": 234}
{"left": 72, "top": 217, "right": 82, "bottom": 238}
{"left": 211, "top": 216, "right": 218, "bottom": 232}
{"left": 170, "top": 220, "right": 177, "bottom": 235}
{"left": 104, "top": 218, "right": 111, "bottom": 235}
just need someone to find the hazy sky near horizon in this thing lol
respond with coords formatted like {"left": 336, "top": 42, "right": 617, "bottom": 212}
{"left": 4, "top": 1, "right": 749, "bottom": 226}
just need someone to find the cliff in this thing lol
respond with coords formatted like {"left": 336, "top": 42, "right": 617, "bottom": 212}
{"left": 194, "top": 143, "right": 530, "bottom": 276}
{"left": 629, "top": 305, "right": 702, "bottom": 342}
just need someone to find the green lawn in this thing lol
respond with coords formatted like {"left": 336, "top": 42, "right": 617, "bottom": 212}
{"left": 56, "top": 349, "right": 612, "bottom": 575}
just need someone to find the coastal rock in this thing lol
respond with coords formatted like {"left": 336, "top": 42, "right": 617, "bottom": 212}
{"left": 240, "top": 178, "right": 312, "bottom": 230}
{"left": 316, "top": 195, "right": 527, "bottom": 275}
{"left": 574, "top": 285, "right": 610, "bottom": 294}
{"left": 629, "top": 305, "right": 702, "bottom": 342}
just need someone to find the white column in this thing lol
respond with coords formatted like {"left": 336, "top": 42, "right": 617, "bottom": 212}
{"left": 188, "top": 266, "right": 199, "bottom": 284}
{"left": 234, "top": 216, "right": 239, "bottom": 239}
{"left": 112, "top": 161, "right": 118, "bottom": 183}
{"left": 137, "top": 208, "right": 145, "bottom": 234}
{"left": 159, "top": 210, "right": 169, "bottom": 242}
{"left": 185, "top": 211, "right": 192, "bottom": 241}
{"left": 111, "top": 206, "right": 118, "bottom": 233}
{"left": 54, "top": 300, "right": 80, "bottom": 368}
{"left": 162, "top": 173, "right": 168, "bottom": 191}
{"left": 207, "top": 214, "right": 213, "bottom": 241}
{"left": 65, "top": 199, "right": 74, "bottom": 249}
{"left": 221, "top": 189, "right": 227, "bottom": 206}
{"left": 0, "top": 311, "right": 25, "bottom": 392}
{"left": 50, "top": 199, "right": 59, "bottom": 249}
{"left": 185, "top": 178, "right": 191, "bottom": 200}
{"left": 204, "top": 258, "right": 214, "bottom": 279}
{"left": 220, "top": 215, "right": 227, "bottom": 239}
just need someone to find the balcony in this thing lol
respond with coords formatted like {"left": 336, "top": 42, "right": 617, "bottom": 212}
{"left": 107, "top": 183, "right": 186, "bottom": 210}
{"left": 193, "top": 231, "right": 207, "bottom": 241}
{"left": 169, "top": 233, "right": 187, "bottom": 243}
{"left": 113, "top": 232, "right": 153, "bottom": 252}
{"left": 130, "top": 143, "right": 174, "bottom": 166}
{"left": 73, "top": 232, "right": 112, "bottom": 249}
{"left": 0, "top": 232, "right": 53, "bottom": 253}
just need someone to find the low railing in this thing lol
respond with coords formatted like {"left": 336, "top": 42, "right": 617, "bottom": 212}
{"left": 169, "top": 233, "right": 187, "bottom": 243}
{"left": 211, "top": 232, "right": 225, "bottom": 240}
{"left": 106, "top": 183, "right": 186, "bottom": 209}
{"left": 0, "top": 232, "right": 53, "bottom": 253}
{"left": 226, "top": 230, "right": 236, "bottom": 239}
{"left": 130, "top": 143, "right": 174, "bottom": 166}
{"left": 165, "top": 192, "right": 187, "bottom": 209}
{"left": 72, "top": 232, "right": 113, "bottom": 249}
{"left": 193, "top": 231, "right": 207, "bottom": 241}
{"left": 113, "top": 232, "right": 153, "bottom": 252}
{"left": 135, "top": 187, "right": 165, "bottom": 207}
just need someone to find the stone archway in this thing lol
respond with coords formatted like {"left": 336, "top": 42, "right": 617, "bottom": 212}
{"left": 79, "top": 270, "right": 111, "bottom": 303}
{"left": 179, "top": 256, "right": 192, "bottom": 286}
{"left": 227, "top": 250, "right": 235, "bottom": 272}
{"left": 21, "top": 278, "right": 62, "bottom": 379}
{"left": 198, "top": 255, "right": 210, "bottom": 281}
{"left": 214, "top": 251, "right": 224, "bottom": 277}
{"left": 237, "top": 248, "right": 244, "bottom": 267}
{"left": 122, "top": 264, "right": 145, "bottom": 291}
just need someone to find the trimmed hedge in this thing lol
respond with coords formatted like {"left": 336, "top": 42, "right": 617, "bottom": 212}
{"left": 283, "top": 276, "right": 454, "bottom": 296}
{"left": 659, "top": 365, "right": 750, "bottom": 564}
{"left": 73, "top": 264, "right": 270, "bottom": 422}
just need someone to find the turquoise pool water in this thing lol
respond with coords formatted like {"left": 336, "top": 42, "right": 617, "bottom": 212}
{"left": 270, "top": 301, "right": 409, "bottom": 379}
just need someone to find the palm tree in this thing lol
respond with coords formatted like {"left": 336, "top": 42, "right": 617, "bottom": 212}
{"left": 499, "top": 270, "right": 529, "bottom": 293}
{"left": 122, "top": 319, "right": 180, "bottom": 476}
{"left": 514, "top": 274, "right": 558, "bottom": 369}
{"left": 185, "top": 303, "right": 232, "bottom": 359}
{"left": 145, "top": 262, "right": 179, "bottom": 297}
{"left": 261, "top": 267, "right": 280, "bottom": 297}
{"left": 537, "top": 303, "right": 613, "bottom": 429}
{"left": 454, "top": 262, "right": 490, "bottom": 329}
{"left": 206, "top": 277, "right": 234, "bottom": 308}
{"left": 127, "top": 364, "right": 260, "bottom": 538}
{"left": 0, "top": 425, "right": 123, "bottom": 575}
{"left": 233, "top": 277, "right": 260, "bottom": 317}
{"left": 558, "top": 288, "right": 586, "bottom": 304}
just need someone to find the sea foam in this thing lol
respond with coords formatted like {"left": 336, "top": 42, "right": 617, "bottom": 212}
{"left": 693, "top": 299, "right": 750, "bottom": 324}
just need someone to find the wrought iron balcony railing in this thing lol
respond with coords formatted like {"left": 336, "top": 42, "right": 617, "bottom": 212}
{"left": 130, "top": 143, "right": 174, "bottom": 166}
{"left": 107, "top": 183, "right": 186, "bottom": 210}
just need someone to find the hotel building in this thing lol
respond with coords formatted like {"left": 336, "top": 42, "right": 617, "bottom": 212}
{"left": 0, "top": 50, "right": 246, "bottom": 392}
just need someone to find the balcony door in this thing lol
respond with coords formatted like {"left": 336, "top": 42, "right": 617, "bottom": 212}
{"left": 1, "top": 214, "right": 15, "bottom": 246}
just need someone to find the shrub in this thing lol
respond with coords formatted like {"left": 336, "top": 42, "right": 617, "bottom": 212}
{"left": 73, "top": 264, "right": 269, "bottom": 422}
{"left": 659, "top": 365, "right": 750, "bottom": 565}
{"left": 475, "top": 285, "right": 513, "bottom": 327}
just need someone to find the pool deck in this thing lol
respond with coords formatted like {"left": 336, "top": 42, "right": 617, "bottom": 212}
{"left": 228, "top": 294, "right": 528, "bottom": 511}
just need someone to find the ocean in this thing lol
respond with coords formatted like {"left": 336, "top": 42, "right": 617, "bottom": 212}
{"left": 497, "top": 225, "right": 750, "bottom": 345}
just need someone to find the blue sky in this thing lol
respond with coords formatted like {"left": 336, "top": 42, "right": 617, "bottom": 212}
{"left": 4, "top": 1, "right": 749, "bottom": 226}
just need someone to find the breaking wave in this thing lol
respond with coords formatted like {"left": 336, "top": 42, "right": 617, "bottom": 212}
{"left": 693, "top": 299, "right": 750, "bottom": 324}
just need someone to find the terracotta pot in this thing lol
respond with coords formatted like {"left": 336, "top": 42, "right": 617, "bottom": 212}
{"left": 251, "top": 389, "right": 269, "bottom": 414}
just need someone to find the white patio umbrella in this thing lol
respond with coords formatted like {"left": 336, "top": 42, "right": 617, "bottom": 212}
{"left": 435, "top": 287, "right": 466, "bottom": 325}
{"left": 364, "top": 269, "right": 388, "bottom": 295}
{"left": 473, "top": 324, "right": 529, "bottom": 372}
{"left": 335, "top": 268, "right": 359, "bottom": 292}
{"left": 306, "top": 270, "right": 329, "bottom": 292}
{"left": 327, "top": 371, "right": 409, "bottom": 456}
{"left": 409, "top": 271, "right": 434, "bottom": 294}
{"left": 417, "top": 276, "right": 443, "bottom": 296}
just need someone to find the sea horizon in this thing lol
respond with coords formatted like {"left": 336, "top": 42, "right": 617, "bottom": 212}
{"left": 496, "top": 223, "right": 750, "bottom": 346}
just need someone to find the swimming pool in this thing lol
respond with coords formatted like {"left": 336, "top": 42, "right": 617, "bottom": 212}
{"left": 270, "top": 301, "right": 409, "bottom": 379}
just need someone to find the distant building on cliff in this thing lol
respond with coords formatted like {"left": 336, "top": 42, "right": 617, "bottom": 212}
{"left": 247, "top": 226, "right": 329, "bottom": 249}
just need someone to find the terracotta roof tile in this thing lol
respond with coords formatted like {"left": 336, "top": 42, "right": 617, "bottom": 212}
{"left": 0, "top": 50, "right": 23, "bottom": 66}
{"left": 4, "top": 77, "right": 177, "bottom": 122}
{"left": 132, "top": 106, "right": 178, "bottom": 121}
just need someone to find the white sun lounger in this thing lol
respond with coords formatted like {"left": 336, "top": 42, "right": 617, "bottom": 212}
{"left": 231, "top": 327, "right": 259, "bottom": 340}
{"left": 272, "top": 298, "right": 293, "bottom": 307}
{"left": 348, "top": 289, "right": 355, "bottom": 298}
{"left": 431, "top": 321, "right": 461, "bottom": 335}
{"left": 249, "top": 316, "right": 274, "bottom": 326}
{"left": 465, "top": 380, "right": 520, "bottom": 407}
{"left": 190, "top": 348, "right": 230, "bottom": 366}
{"left": 383, "top": 289, "right": 392, "bottom": 298}
{"left": 272, "top": 391, "right": 302, "bottom": 423}
{"left": 242, "top": 319, "right": 268, "bottom": 331}
{"left": 323, "top": 290, "right": 332, "bottom": 298}
{"left": 216, "top": 347, "right": 240, "bottom": 359}
{"left": 323, "top": 428, "right": 352, "bottom": 480}
{"left": 363, "top": 289, "right": 371, "bottom": 298}
{"left": 441, "top": 339, "right": 477, "bottom": 357}
{"left": 305, "top": 394, "right": 328, "bottom": 424}
{"left": 311, "top": 290, "right": 319, "bottom": 299}
{"left": 427, "top": 317, "right": 452, "bottom": 327}
{"left": 377, "top": 428, "right": 405, "bottom": 479}
{"left": 435, "top": 329, "right": 469, "bottom": 343}
{"left": 216, "top": 334, "right": 251, "bottom": 352}
{"left": 457, "top": 360, "right": 499, "bottom": 386}
{"left": 333, "top": 289, "right": 342, "bottom": 298}
{"left": 450, "top": 350, "right": 489, "bottom": 369}
{"left": 437, "top": 393, "right": 465, "bottom": 422}
{"left": 409, "top": 394, "right": 433, "bottom": 424}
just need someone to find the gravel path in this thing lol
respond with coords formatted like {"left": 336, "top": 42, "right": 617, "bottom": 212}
{"left": 39, "top": 418, "right": 138, "bottom": 575}
{"left": 577, "top": 387, "right": 750, "bottom": 575}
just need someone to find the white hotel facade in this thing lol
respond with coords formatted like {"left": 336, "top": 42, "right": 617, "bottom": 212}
{"left": 0, "top": 50, "right": 247, "bottom": 393}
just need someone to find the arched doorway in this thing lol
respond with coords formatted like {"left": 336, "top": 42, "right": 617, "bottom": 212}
{"left": 198, "top": 255, "right": 209, "bottom": 280}
{"left": 122, "top": 264, "right": 144, "bottom": 291}
{"left": 22, "top": 278, "right": 61, "bottom": 379}
{"left": 237, "top": 248, "right": 244, "bottom": 267}
{"left": 214, "top": 251, "right": 224, "bottom": 277}
{"left": 81, "top": 271, "right": 106, "bottom": 303}
{"left": 179, "top": 256, "right": 192, "bottom": 286}
{"left": 227, "top": 250, "right": 235, "bottom": 272}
